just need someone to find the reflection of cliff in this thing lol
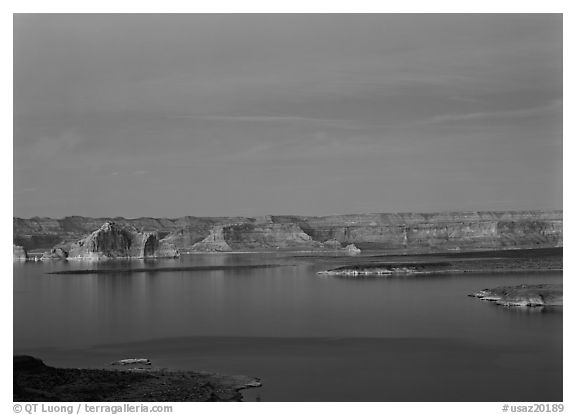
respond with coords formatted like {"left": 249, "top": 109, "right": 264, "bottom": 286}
{"left": 52, "top": 222, "right": 179, "bottom": 260}
{"left": 14, "top": 210, "right": 562, "bottom": 254}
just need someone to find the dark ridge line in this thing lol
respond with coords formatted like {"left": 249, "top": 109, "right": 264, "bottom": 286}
{"left": 14, "top": 209, "right": 563, "bottom": 221}
{"left": 46, "top": 264, "right": 287, "bottom": 275}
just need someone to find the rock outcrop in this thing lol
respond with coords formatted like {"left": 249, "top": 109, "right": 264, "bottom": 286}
{"left": 14, "top": 210, "right": 562, "bottom": 254}
{"left": 190, "top": 226, "right": 233, "bottom": 252}
{"left": 14, "top": 355, "right": 261, "bottom": 402}
{"left": 44, "top": 222, "right": 180, "bottom": 260}
{"left": 13, "top": 245, "right": 28, "bottom": 261}
{"left": 343, "top": 244, "right": 361, "bottom": 255}
{"left": 191, "top": 222, "right": 325, "bottom": 252}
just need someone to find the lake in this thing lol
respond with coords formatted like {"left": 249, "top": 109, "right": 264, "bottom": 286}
{"left": 13, "top": 252, "right": 563, "bottom": 401}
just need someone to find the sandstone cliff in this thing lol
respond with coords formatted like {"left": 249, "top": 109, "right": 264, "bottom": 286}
{"left": 190, "top": 226, "right": 233, "bottom": 252}
{"left": 47, "top": 222, "right": 179, "bottom": 260}
{"left": 189, "top": 222, "right": 326, "bottom": 252}
{"left": 294, "top": 211, "right": 563, "bottom": 252}
{"left": 469, "top": 284, "right": 563, "bottom": 307}
{"left": 14, "top": 210, "right": 562, "bottom": 254}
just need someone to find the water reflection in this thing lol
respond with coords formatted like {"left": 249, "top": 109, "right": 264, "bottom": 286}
{"left": 13, "top": 252, "right": 563, "bottom": 401}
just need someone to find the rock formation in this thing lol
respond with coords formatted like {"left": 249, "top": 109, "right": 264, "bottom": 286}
{"left": 190, "top": 226, "right": 233, "bottom": 252}
{"left": 13, "top": 245, "right": 28, "bottom": 261}
{"left": 41, "top": 222, "right": 179, "bottom": 260}
{"left": 14, "top": 355, "right": 261, "bottom": 402}
{"left": 296, "top": 211, "right": 563, "bottom": 251}
{"left": 318, "top": 262, "right": 453, "bottom": 276}
{"left": 343, "top": 244, "right": 361, "bottom": 255}
{"left": 191, "top": 222, "right": 326, "bottom": 252}
{"left": 14, "top": 210, "right": 563, "bottom": 254}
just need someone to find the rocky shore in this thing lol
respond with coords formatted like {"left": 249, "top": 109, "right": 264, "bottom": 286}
{"left": 13, "top": 356, "right": 261, "bottom": 402}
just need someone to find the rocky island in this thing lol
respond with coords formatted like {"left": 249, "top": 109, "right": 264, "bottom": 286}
{"left": 317, "top": 248, "right": 562, "bottom": 276}
{"left": 468, "top": 284, "right": 563, "bottom": 307}
{"left": 318, "top": 262, "right": 454, "bottom": 276}
{"left": 13, "top": 210, "right": 562, "bottom": 256}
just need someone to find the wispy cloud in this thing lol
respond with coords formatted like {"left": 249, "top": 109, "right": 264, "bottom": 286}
{"left": 166, "top": 113, "right": 373, "bottom": 127}
{"left": 420, "top": 100, "right": 561, "bottom": 125}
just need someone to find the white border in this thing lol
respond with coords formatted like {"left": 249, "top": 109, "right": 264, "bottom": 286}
{"left": 3, "top": 3, "right": 572, "bottom": 414}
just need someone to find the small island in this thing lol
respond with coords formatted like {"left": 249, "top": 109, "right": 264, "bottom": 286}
{"left": 318, "top": 262, "right": 453, "bottom": 276}
{"left": 468, "top": 284, "right": 563, "bottom": 307}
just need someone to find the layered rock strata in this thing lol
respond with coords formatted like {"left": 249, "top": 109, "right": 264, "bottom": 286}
{"left": 42, "top": 222, "right": 179, "bottom": 260}
{"left": 14, "top": 210, "right": 562, "bottom": 254}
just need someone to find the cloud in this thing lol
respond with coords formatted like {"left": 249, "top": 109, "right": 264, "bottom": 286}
{"left": 420, "top": 100, "right": 561, "bottom": 125}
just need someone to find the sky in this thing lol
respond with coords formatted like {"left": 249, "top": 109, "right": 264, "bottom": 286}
{"left": 13, "top": 14, "right": 563, "bottom": 218}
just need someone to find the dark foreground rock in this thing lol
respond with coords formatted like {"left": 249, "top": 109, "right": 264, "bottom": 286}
{"left": 13, "top": 356, "right": 261, "bottom": 402}
{"left": 469, "top": 284, "right": 563, "bottom": 307}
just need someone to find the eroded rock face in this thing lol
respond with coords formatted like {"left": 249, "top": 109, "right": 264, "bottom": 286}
{"left": 161, "top": 225, "right": 213, "bottom": 251}
{"left": 298, "top": 211, "right": 563, "bottom": 251}
{"left": 191, "top": 222, "right": 325, "bottom": 252}
{"left": 223, "top": 222, "right": 324, "bottom": 251}
{"left": 191, "top": 226, "right": 233, "bottom": 252}
{"left": 65, "top": 222, "right": 179, "bottom": 260}
{"left": 13, "top": 245, "right": 28, "bottom": 261}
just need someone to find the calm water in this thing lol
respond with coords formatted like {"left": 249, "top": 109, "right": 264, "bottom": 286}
{"left": 13, "top": 253, "right": 563, "bottom": 401}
